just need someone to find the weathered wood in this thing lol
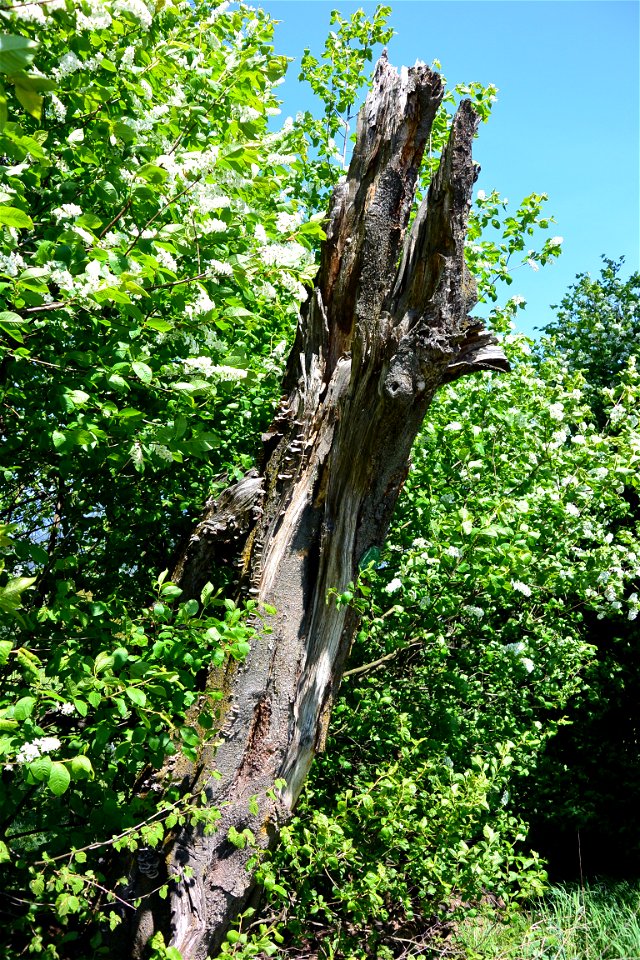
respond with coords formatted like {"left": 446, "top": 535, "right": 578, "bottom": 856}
{"left": 130, "top": 54, "right": 508, "bottom": 960}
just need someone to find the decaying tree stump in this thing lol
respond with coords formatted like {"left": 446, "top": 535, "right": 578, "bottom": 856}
{"left": 131, "top": 54, "right": 508, "bottom": 959}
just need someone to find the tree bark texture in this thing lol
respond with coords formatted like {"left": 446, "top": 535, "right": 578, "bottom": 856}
{"left": 130, "top": 54, "right": 508, "bottom": 959}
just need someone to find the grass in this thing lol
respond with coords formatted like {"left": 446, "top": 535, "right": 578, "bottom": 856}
{"left": 450, "top": 881, "right": 640, "bottom": 960}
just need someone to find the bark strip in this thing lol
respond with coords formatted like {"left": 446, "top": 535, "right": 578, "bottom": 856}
{"left": 130, "top": 54, "right": 508, "bottom": 960}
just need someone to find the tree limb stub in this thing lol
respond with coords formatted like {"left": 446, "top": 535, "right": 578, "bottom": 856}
{"left": 131, "top": 57, "right": 508, "bottom": 960}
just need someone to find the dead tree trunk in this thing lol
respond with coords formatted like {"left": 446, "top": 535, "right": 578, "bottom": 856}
{"left": 130, "top": 54, "right": 508, "bottom": 959}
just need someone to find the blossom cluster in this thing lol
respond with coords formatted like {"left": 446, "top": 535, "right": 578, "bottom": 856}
{"left": 14, "top": 737, "right": 62, "bottom": 764}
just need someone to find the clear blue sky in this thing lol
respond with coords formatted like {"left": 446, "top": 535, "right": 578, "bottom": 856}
{"left": 260, "top": 0, "right": 639, "bottom": 337}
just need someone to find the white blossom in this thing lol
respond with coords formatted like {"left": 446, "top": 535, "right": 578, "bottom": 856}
{"left": 205, "top": 259, "right": 231, "bottom": 278}
{"left": 120, "top": 45, "right": 137, "bottom": 70}
{"left": 210, "top": 365, "right": 247, "bottom": 381}
{"left": 511, "top": 580, "right": 532, "bottom": 597}
{"left": 53, "top": 204, "right": 83, "bottom": 222}
{"left": 16, "top": 736, "right": 62, "bottom": 764}
{"left": 12, "top": 2, "right": 47, "bottom": 23}
{"left": 236, "top": 106, "right": 261, "bottom": 123}
{"left": 183, "top": 356, "right": 215, "bottom": 376}
{"left": 195, "top": 192, "right": 231, "bottom": 215}
{"left": 267, "top": 153, "right": 295, "bottom": 167}
{"left": 149, "top": 443, "right": 173, "bottom": 462}
{"left": 526, "top": 258, "right": 540, "bottom": 272}
{"left": 254, "top": 224, "right": 269, "bottom": 244}
{"left": 565, "top": 503, "right": 580, "bottom": 517}
{"left": 275, "top": 211, "right": 302, "bottom": 235}
{"left": 548, "top": 236, "right": 564, "bottom": 247}
{"left": 72, "top": 226, "right": 95, "bottom": 245}
{"left": 48, "top": 94, "right": 67, "bottom": 123}
{"left": 505, "top": 642, "right": 526, "bottom": 655}
{"left": 112, "top": 0, "right": 153, "bottom": 29}
{"left": 207, "top": 0, "right": 231, "bottom": 21}
{"left": 200, "top": 218, "right": 227, "bottom": 235}
{"left": 155, "top": 248, "right": 178, "bottom": 272}
{"left": 76, "top": 0, "right": 112, "bottom": 31}
{"left": 463, "top": 604, "right": 485, "bottom": 620}
{"left": 384, "top": 578, "right": 403, "bottom": 594}
{"left": 445, "top": 546, "right": 461, "bottom": 559}
{"left": 259, "top": 241, "right": 308, "bottom": 269}
{"left": 278, "top": 270, "right": 308, "bottom": 303}
{"left": 185, "top": 290, "right": 215, "bottom": 318}
{"left": 0, "top": 251, "right": 26, "bottom": 277}
{"left": 548, "top": 402, "right": 565, "bottom": 421}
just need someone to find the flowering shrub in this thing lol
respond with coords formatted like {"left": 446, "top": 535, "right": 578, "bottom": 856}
{"left": 0, "top": 1, "right": 321, "bottom": 955}
{"left": 260, "top": 303, "right": 640, "bottom": 955}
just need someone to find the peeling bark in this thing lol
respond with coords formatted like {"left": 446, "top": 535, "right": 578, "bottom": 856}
{"left": 130, "top": 54, "right": 508, "bottom": 960}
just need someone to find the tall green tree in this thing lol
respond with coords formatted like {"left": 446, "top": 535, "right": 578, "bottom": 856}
{"left": 521, "top": 258, "right": 640, "bottom": 878}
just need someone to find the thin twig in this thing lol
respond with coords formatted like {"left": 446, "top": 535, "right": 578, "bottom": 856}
{"left": 343, "top": 640, "right": 423, "bottom": 679}
{"left": 97, "top": 198, "right": 133, "bottom": 240}
{"left": 80, "top": 875, "right": 136, "bottom": 912}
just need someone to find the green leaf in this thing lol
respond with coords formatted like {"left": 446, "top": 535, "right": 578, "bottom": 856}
{"left": 29, "top": 754, "right": 52, "bottom": 782}
{"left": 30, "top": 876, "right": 44, "bottom": 896}
{"left": 70, "top": 755, "right": 94, "bottom": 780}
{"left": 10, "top": 72, "right": 56, "bottom": 121}
{"left": 107, "top": 373, "right": 129, "bottom": 393}
{"left": 132, "top": 361, "right": 152, "bottom": 383}
{"left": 0, "top": 35, "right": 38, "bottom": 76}
{"left": 137, "top": 164, "right": 169, "bottom": 184}
{"left": 145, "top": 318, "right": 173, "bottom": 333}
{"left": 56, "top": 892, "right": 80, "bottom": 915}
{"left": 13, "top": 696, "right": 35, "bottom": 721}
{"left": 94, "top": 652, "right": 115, "bottom": 674}
{"left": 229, "top": 641, "right": 250, "bottom": 660}
{"left": 48, "top": 761, "right": 71, "bottom": 796}
{"left": 0, "top": 206, "right": 33, "bottom": 229}
{"left": 0, "top": 640, "right": 13, "bottom": 666}
{"left": 200, "top": 582, "right": 214, "bottom": 605}
{"left": 92, "top": 286, "right": 131, "bottom": 304}
{"left": 0, "top": 310, "right": 28, "bottom": 342}
{"left": 0, "top": 840, "right": 10, "bottom": 864}
{"left": 125, "top": 687, "right": 146, "bottom": 708}
{"left": 160, "top": 584, "right": 182, "bottom": 599}
{"left": 66, "top": 389, "right": 90, "bottom": 407}
{"left": 76, "top": 213, "right": 102, "bottom": 230}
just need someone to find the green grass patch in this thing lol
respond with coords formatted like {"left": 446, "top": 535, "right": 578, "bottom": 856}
{"left": 451, "top": 881, "right": 640, "bottom": 960}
